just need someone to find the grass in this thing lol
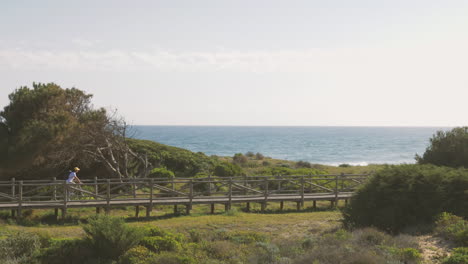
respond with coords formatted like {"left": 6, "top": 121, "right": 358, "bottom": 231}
{"left": 0, "top": 206, "right": 342, "bottom": 240}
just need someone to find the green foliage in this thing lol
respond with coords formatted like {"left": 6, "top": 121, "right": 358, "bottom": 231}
{"left": 82, "top": 216, "right": 144, "bottom": 260}
{"left": 141, "top": 236, "right": 181, "bottom": 252}
{"left": 296, "top": 160, "right": 312, "bottom": 168}
{"left": 255, "top": 152, "right": 265, "bottom": 160}
{"left": 0, "top": 83, "right": 109, "bottom": 179}
{"left": 148, "top": 167, "right": 175, "bottom": 180}
{"left": 442, "top": 247, "right": 468, "bottom": 264}
{"left": 39, "top": 238, "right": 95, "bottom": 264}
{"left": 0, "top": 231, "right": 41, "bottom": 263}
{"left": 127, "top": 139, "right": 217, "bottom": 177}
{"left": 435, "top": 212, "right": 468, "bottom": 246}
{"left": 118, "top": 246, "right": 154, "bottom": 264}
{"left": 233, "top": 153, "right": 248, "bottom": 165}
{"left": 213, "top": 162, "right": 243, "bottom": 176}
{"left": 151, "top": 251, "right": 195, "bottom": 264}
{"left": 342, "top": 164, "right": 468, "bottom": 232}
{"left": 245, "top": 151, "right": 255, "bottom": 157}
{"left": 416, "top": 127, "right": 468, "bottom": 168}
{"left": 254, "top": 166, "right": 325, "bottom": 176}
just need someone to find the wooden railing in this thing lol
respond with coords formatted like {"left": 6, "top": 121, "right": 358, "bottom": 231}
{"left": 0, "top": 174, "right": 370, "bottom": 218}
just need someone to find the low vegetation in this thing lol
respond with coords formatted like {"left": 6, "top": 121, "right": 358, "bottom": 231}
{"left": 343, "top": 164, "right": 468, "bottom": 233}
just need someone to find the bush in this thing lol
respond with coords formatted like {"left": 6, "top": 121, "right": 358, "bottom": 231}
{"left": 442, "top": 247, "right": 468, "bottom": 264}
{"left": 416, "top": 127, "right": 468, "bottom": 168}
{"left": 296, "top": 161, "right": 312, "bottom": 168}
{"left": 256, "top": 153, "right": 265, "bottom": 160}
{"left": 141, "top": 236, "right": 181, "bottom": 252}
{"left": 82, "top": 216, "right": 144, "bottom": 260}
{"left": 39, "top": 238, "right": 96, "bottom": 264}
{"left": 148, "top": 168, "right": 175, "bottom": 180}
{"left": 118, "top": 246, "right": 154, "bottom": 264}
{"left": 233, "top": 153, "right": 248, "bottom": 165}
{"left": 151, "top": 251, "right": 195, "bottom": 264}
{"left": 245, "top": 151, "right": 255, "bottom": 157}
{"left": 435, "top": 212, "right": 468, "bottom": 246}
{"left": 343, "top": 164, "right": 468, "bottom": 232}
{"left": 0, "top": 231, "right": 41, "bottom": 262}
{"left": 213, "top": 162, "right": 243, "bottom": 176}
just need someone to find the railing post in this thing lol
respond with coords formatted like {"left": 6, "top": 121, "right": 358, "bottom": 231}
{"left": 188, "top": 179, "right": 193, "bottom": 214}
{"left": 94, "top": 177, "right": 98, "bottom": 199}
{"left": 300, "top": 176, "right": 305, "bottom": 208}
{"left": 11, "top": 178, "right": 16, "bottom": 217}
{"left": 147, "top": 178, "right": 154, "bottom": 217}
{"left": 228, "top": 177, "right": 232, "bottom": 210}
{"left": 106, "top": 179, "right": 110, "bottom": 214}
{"left": 334, "top": 174, "right": 340, "bottom": 207}
{"left": 262, "top": 177, "right": 268, "bottom": 212}
{"left": 208, "top": 174, "right": 212, "bottom": 196}
{"left": 62, "top": 181, "right": 67, "bottom": 220}
{"left": 18, "top": 180, "right": 23, "bottom": 219}
{"left": 53, "top": 177, "right": 57, "bottom": 200}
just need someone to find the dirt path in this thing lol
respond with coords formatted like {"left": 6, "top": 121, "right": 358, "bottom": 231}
{"left": 418, "top": 235, "right": 452, "bottom": 264}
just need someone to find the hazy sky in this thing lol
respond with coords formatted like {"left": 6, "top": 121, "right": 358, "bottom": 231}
{"left": 1, "top": 0, "right": 467, "bottom": 126}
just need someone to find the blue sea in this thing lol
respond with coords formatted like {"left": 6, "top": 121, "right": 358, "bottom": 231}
{"left": 132, "top": 126, "right": 449, "bottom": 166}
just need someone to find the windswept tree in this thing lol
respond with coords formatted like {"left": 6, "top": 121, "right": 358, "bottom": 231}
{"left": 416, "top": 127, "right": 468, "bottom": 168}
{"left": 0, "top": 83, "right": 151, "bottom": 179}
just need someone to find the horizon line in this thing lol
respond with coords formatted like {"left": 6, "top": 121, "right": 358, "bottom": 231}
{"left": 131, "top": 124, "right": 455, "bottom": 128}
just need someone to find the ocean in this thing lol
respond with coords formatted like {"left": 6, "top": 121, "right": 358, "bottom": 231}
{"left": 132, "top": 126, "right": 448, "bottom": 166}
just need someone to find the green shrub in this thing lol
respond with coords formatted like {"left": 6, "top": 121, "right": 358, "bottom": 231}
{"left": 435, "top": 212, "right": 468, "bottom": 246}
{"left": 0, "top": 231, "right": 40, "bottom": 262}
{"left": 82, "top": 216, "right": 144, "bottom": 260}
{"left": 118, "top": 246, "right": 154, "bottom": 264}
{"left": 343, "top": 164, "right": 468, "bottom": 232}
{"left": 151, "top": 251, "right": 195, "bottom": 264}
{"left": 442, "top": 247, "right": 468, "bottom": 264}
{"left": 203, "top": 240, "right": 240, "bottom": 260}
{"left": 141, "top": 236, "right": 181, "bottom": 252}
{"left": 254, "top": 242, "right": 280, "bottom": 264}
{"left": 142, "top": 226, "right": 170, "bottom": 237}
{"left": 296, "top": 161, "right": 312, "bottom": 168}
{"left": 256, "top": 152, "right": 265, "bottom": 160}
{"left": 416, "top": 127, "right": 468, "bottom": 168}
{"left": 39, "top": 238, "right": 95, "bottom": 264}
{"left": 214, "top": 162, "right": 243, "bottom": 176}
{"left": 245, "top": 151, "right": 255, "bottom": 157}
{"left": 148, "top": 168, "right": 175, "bottom": 180}
{"left": 188, "top": 229, "right": 203, "bottom": 243}
{"left": 233, "top": 153, "right": 248, "bottom": 165}
{"left": 227, "top": 231, "right": 268, "bottom": 244}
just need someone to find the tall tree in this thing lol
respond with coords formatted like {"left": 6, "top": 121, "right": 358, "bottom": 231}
{"left": 0, "top": 83, "right": 149, "bottom": 179}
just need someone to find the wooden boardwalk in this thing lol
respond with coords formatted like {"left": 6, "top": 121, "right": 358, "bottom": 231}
{"left": 0, "top": 174, "right": 369, "bottom": 219}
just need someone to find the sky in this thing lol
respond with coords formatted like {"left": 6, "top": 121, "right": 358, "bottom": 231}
{"left": 1, "top": 0, "right": 467, "bottom": 126}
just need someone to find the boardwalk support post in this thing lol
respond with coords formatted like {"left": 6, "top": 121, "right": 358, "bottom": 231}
{"left": 246, "top": 202, "right": 250, "bottom": 212}
{"left": 280, "top": 201, "right": 284, "bottom": 211}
